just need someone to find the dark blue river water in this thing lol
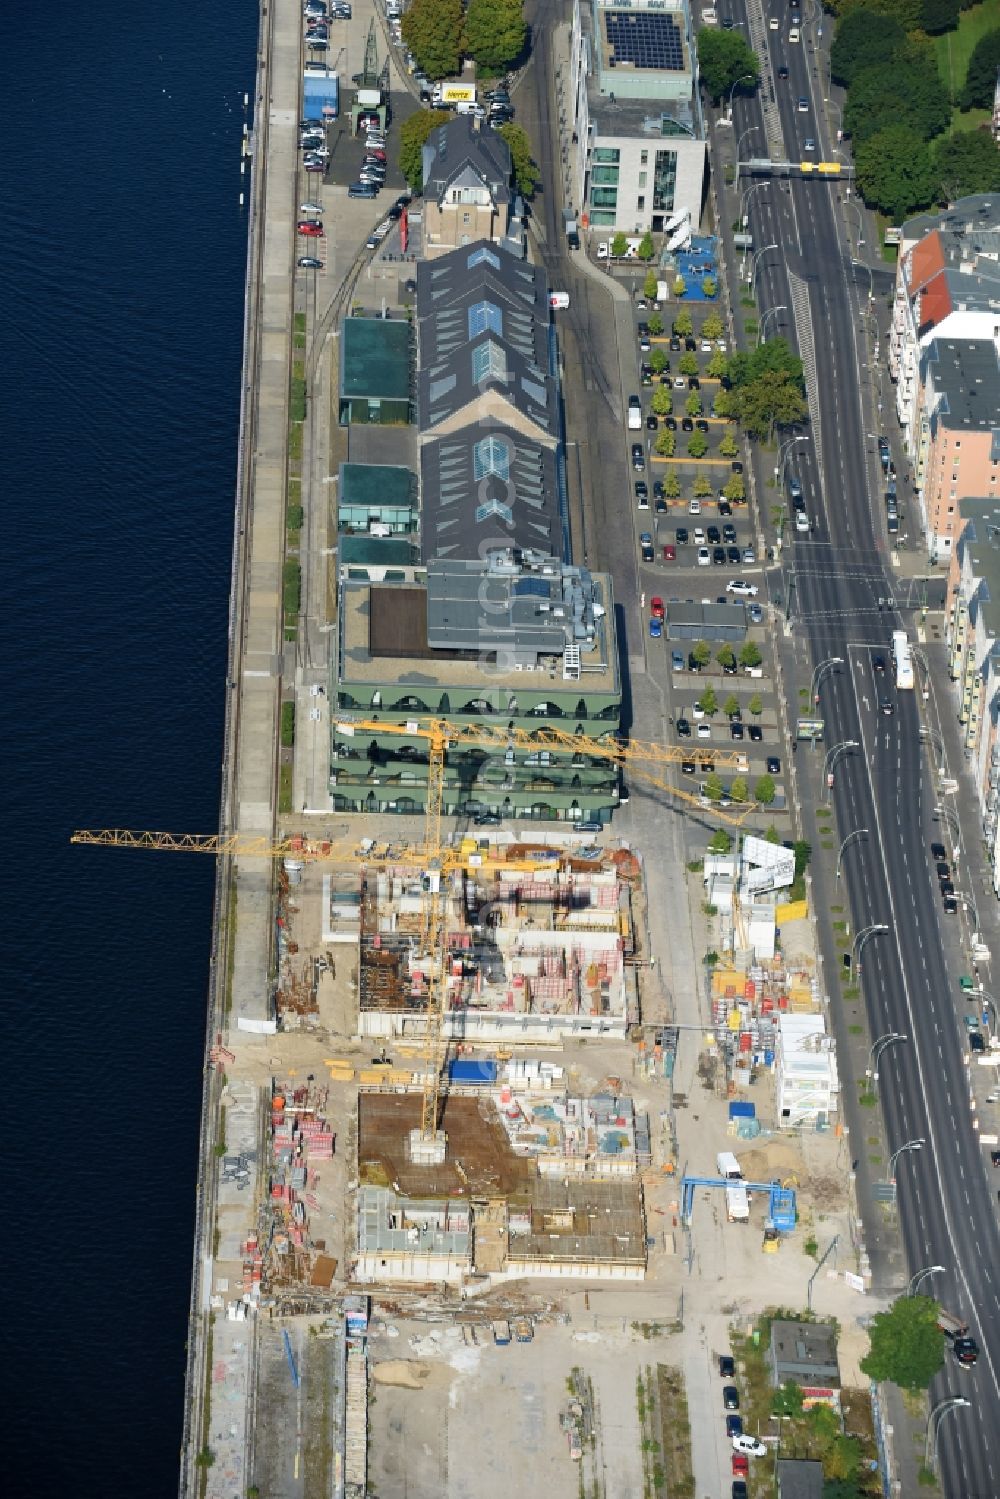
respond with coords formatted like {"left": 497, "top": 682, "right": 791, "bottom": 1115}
{"left": 2, "top": 5, "right": 256, "bottom": 1493}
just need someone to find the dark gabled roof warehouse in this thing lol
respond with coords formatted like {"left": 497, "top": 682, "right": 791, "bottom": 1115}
{"left": 420, "top": 425, "right": 561, "bottom": 561}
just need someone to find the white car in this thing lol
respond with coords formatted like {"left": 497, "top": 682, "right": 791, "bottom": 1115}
{"left": 596, "top": 242, "right": 609, "bottom": 259}
{"left": 697, "top": 547, "right": 711, "bottom": 567}
{"left": 300, "top": 200, "right": 324, "bottom": 213}
{"left": 693, "top": 527, "right": 706, "bottom": 544}
{"left": 689, "top": 498, "right": 702, "bottom": 515}
{"left": 697, "top": 723, "right": 712, "bottom": 738}
{"left": 701, "top": 340, "right": 714, "bottom": 352}
{"left": 769, "top": 16, "right": 779, "bottom": 28}
{"left": 795, "top": 511, "right": 810, "bottom": 533}
{"left": 727, "top": 579, "right": 759, "bottom": 598}
{"left": 733, "top": 1435, "right": 767, "bottom": 1457}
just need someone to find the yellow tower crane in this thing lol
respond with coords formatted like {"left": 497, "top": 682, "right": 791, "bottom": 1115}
{"left": 73, "top": 716, "right": 754, "bottom": 1153}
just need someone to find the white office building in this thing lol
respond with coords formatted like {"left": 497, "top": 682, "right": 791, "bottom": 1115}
{"left": 567, "top": 0, "right": 707, "bottom": 237}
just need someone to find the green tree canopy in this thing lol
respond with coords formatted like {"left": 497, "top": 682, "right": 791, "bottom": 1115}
{"left": 674, "top": 308, "right": 694, "bottom": 336}
{"left": 648, "top": 311, "right": 664, "bottom": 335}
{"left": 638, "top": 230, "right": 656, "bottom": 262}
{"left": 650, "top": 384, "right": 673, "bottom": 415}
{"left": 663, "top": 470, "right": 681, "bottom": 498}
{"left": 921, "top": 0, "right": 960, "bottom": 32}
{"left": 679, "top": 351, "right": 699, "bottom": 376}
{"left": 655, "top": 426, "right": 676, "bottom": 456}
{"left": 719, "top": 431, "right": 738, "bottom": 457}
{"left": 696, "top": 28, "right": 760, "bottom": 102}
{"left": 612, "top": 231, "right": 629, "bottom": 258}
{"left": 934, "top": 130, "right": 1000, "bottom": 199}
{"left": 692, "top": 640, "right": 712, "bottom": 666}
{"left": 724, "top": 474, "right": 745, "bottom": 502}
{"left": 734, "top": 370, "right": 808, "bottom": 441}
{"left": 729, "top": 336, "right": 804, "bottom": 392}
{"left": 717, "top": 644, "right": 736, "bottom": 668}
{"left": 962, "top": 27, "right": 1000, "bottom": 109}
{"left": 464, "top": 0, "right": 527, "bottom": 73}
{"left": 830, "top": 9, "right": 905, "bottom": 85}
{"left": 650, "top": 347, "right": 669, "bottom": 374}
{"left": 643, "top": 268, "right": 659, "bottom": 299}
{"left": 401, "top": 0, "right": 465, "bottom": 79}
{"left": 730, "top": 776, "right": 749, "bottom": 803}
{"left": 686, "top": 391, "right": 703, "bottom": 416}
{"left": 702, "top": 310, "right": 724, "bottom": 340}
{"left": 688, "top": 429, "right": 709, "bottom": 458}
{"left": 859, "top": 1295, "right": 944, "bottom": 1392}
{"left": 693, "top": 473, "right": 713, "bottom": 497}
{"left": 704, "top": 772, "right": 723, "bottom": 802}
{"left": 708, "top": 829, "right": 732, "bottom": 853}
{"left": 739, "top": 640, "right": 762, "bottom": 668}
{"left": 699, "top": 686, "right": 718, "bottom": 715}
{"left": 399, "top": 108, "right": 452, "bottom": 190}
{"left": 496, "top": 122, "right": 538, "bottom": 196}
{"left": 754, "top": 774, "right": 776, "bottom": 805}
{"left": 855, "top": 125, "right": 938, "bottom": 219}
{"left": 845, "top": 65, "right": 951, "bottom": 144}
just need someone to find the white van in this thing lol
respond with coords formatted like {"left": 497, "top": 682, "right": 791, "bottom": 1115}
{"left": 789, "top": 26, "right": 800, "bottom": 40}
{"left": 717, "top": 1151, "right": 743, "bottom": 1181}
{"left": 549, "top": 291, "right": 570, "bottom": 310}
{"left": 627, "top": 394, "right": 643, "bottom": 430}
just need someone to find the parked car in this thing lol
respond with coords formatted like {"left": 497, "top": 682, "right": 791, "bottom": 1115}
{"left": 726, "top": 1415, "right": 744, "bottom": 1438}
{"left": 631, "top": 444, "right": 646, "bottom": 471}
{"left": 766, "top": 756, "right": 781, "bottom": 775}
{"left": 723, "top": 1387, "right": 740, "bottom": 1411}
{"left": 650, "top": 596, "right": 665, "bottom": 619}
{"left": 297, "top": 256, "right": 324, "bottom": 269}
{"left": 297, "top": 220, "right": 324, "bottom": 235}
{"left": 732, "top": 1435, "right": 766, "bottom": 1456}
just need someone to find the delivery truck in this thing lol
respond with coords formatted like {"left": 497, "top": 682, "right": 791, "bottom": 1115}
{"left": 433, "top": 81, "right": 477, "bottom": 107}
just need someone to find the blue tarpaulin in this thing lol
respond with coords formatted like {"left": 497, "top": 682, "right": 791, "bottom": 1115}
{"left": 448, "top": 1059, "right": 497, "bottom": 1085}
{"left": 728, "top": 1101, "right": 756, "bottom": 1119}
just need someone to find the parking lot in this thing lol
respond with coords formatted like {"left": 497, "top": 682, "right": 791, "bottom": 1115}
{"left": 619, "top": 288, "right": 790, "bottom": 817}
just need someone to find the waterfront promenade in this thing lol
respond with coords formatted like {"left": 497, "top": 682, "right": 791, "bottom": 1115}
{"left": 178, "top": 0, "right": 297, "bottom": 1490}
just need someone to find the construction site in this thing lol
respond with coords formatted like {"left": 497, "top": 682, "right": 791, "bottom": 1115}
{"left": 356, "top": 847, "right": 641, "bottom": 1041}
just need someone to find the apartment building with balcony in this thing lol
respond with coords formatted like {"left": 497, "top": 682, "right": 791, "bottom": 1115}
{"left": 946, "top": 498, "right": 1000, "bottom": 891}
{"left": 889, "top": 196, "right": 1000, "bottom": 458}
{"left": 918, "top": 336, "right": 1000, "bottom": 561}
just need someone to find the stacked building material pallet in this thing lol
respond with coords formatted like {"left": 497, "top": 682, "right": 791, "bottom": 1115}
{"left": 344, "top": 1341, "right": 368, "bottom": 1496}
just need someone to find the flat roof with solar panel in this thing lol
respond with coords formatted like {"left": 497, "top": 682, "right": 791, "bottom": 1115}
{"left": 604, "top": 10, "right": 687, "bottom": 72}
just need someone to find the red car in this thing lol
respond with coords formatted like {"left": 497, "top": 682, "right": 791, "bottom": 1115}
{"left": 297, "top": 220, "right": 324, "bottom": 236}
{"left": 732, "top": 1454, "right": 749, "bottom": 1476}
{"left": 663, "top": 544, "right": 676, "bottom": 561}
{"left": 650, "top": 596, "right": 665, "bottom": 619}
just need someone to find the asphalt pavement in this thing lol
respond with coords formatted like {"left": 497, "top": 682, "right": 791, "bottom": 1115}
{"left": 721, "top": 5, "right": 1000, "bottom": 1494}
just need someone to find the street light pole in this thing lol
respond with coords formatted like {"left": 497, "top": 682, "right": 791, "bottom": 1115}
{"left": 727, "top": 73, "right": 754, "bottom": 121}
{"left": 759, "top": 304, "right": 787, "bottom": 342}
{"left": 925, "top": 1398, "right": 970, "bottom": 1471}
{"left": 811, "top": 655, "right": 843, "bottom": 704}
{"left": 853, "top": 922, "right": 889, "bottom": 971}
{"left": 823, "top": 739, "right": 858, "bottom": 803}
{"left": 735, "top": 126, "right": 759, "bottom": 184}
{"left": 749, "top": 243, "right": 778, "bottom": 290}
{"left": 888, "top": 1137, "right": 925, "bottom": 1182}
{"left": 837, "top": 829, "right": 869, "bottom": 881}
{"left": 907, "top": 1263, "right": 945, "bottom": 1297}
{"left": 775, "top": 433, "right": 808, "bottom": 491}
{"left": 740, "top": 179, "right": 768, "bottom": 226}
{"left": 866, "top": 1030, "right": 906, "bottom": 1083}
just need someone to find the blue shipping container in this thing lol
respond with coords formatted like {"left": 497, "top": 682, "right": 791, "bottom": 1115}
{"left": 303, "top": 72, "right": 339, "bottom": 119}
{"left": 448, "top": 1059, "right": 497, "bottom": 1085}
{"left": 728, "top": 1101, "right": 756, "bottom": 1119}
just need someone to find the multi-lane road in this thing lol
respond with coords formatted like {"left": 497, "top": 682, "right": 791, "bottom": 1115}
{"left": 730, "top": 6, "right": 999, "bottom": 1493}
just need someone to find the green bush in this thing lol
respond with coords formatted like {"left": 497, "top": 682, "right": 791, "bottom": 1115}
{"left": 283, "top": 559, "right": 301, "bottom": 616}
{"left": 281, "top": 701, "right": 295, "bottom": 748}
